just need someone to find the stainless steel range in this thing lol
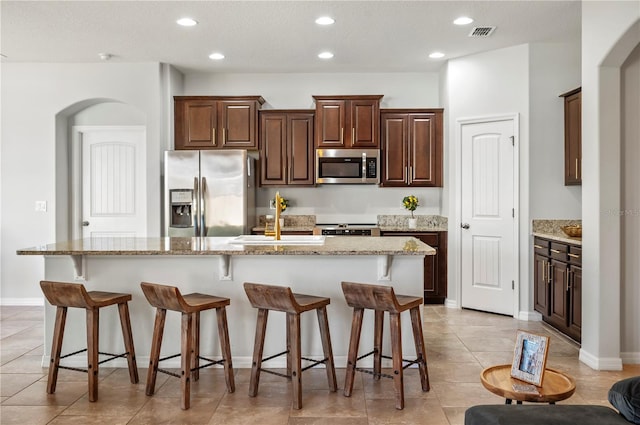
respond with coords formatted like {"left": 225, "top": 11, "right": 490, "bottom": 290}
{"left": 313, "top": 223, "right": 381, "bottom": 236}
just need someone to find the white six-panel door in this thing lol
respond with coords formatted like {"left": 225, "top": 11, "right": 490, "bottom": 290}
{"left": 460, "top": 118, "right": 517, "bottom": 316}
{"left": 77, "top": 127, "right": 147, "bottom": 238}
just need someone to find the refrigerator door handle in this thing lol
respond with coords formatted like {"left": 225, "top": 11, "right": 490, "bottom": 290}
{"left": 193, "top": 177, "right": 200, "bottom": 236}
{"left": 200, "top": 177, "right": 207, "bottom": 236}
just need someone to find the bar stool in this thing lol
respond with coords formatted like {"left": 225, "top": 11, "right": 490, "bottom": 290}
{"left": 140, "top": 282, "right": 234, "bottom": 410}
{"left": 39, "top": 280, "right": 139, "bottom": 402}
{"left": 341, "top": 281, "right": 429, "bottom": 410}
{"left": 243, "top": 282, "right": 337, "bottom": 409}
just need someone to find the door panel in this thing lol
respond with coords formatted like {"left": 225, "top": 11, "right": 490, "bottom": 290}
{"left": 350, "top": 100, "right": 378, "bottom": 148}
{"left": 220, "top": 102, "right": 256, "bottom": 148}
{"left": 316, "top": 101, "right": 345, "bottom": 147}
{"left": 381, "top": 114, "right": 407, "bottom": 185}
{"left": 460, "top": 119, "right": 516, "bottom": 316}
{"left": 261, "top": 114, "right": 287, "bottom": 184}
{"left": 81, "top": 127, "right": 146, "bottom": 238}
{"left": 288, "top": 114, "right": 314, "bottom": 184}
{"left": 410, "top": 115, "right": 436, "bottom": 185}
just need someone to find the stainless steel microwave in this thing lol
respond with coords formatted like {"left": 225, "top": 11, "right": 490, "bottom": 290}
{"left": 315, "top": 149, "right": 380, "bottom": 184}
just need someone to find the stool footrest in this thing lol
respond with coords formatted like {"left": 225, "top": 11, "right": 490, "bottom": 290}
{"left": 58, "top": 365, "right": 89, "bottom": 373}
{"left": 98, "top": 351, "right": 133, "bottom": 365}
{"left": 261, "top": 350, "right": 288, "bottom": 364}
{"left": 260, "top": 368, "right": 291, "bottom": 379}
{"left": 193, "top": 356, "right": 226, "bottom": 371}
{"left": 157, "top": 368, "right": 181, "bottom": 378}
{"left": 57, "top": 348, "right": 132, "bottom": 370}
{"left": 300, "top": 356, "right": 329, "bottom": 372}
{"left": 356, "top": 367, "right": 395, "bottom": 380}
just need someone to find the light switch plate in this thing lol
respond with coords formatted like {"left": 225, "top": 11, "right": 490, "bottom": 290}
{"left": 35, "top": 201, "right": 47, "bottom": 212}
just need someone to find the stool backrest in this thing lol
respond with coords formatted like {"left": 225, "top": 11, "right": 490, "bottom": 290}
{"left": 341, "top": 281, "right": 400, "bottom": 313}
{"left": 140, "top": 282, "right": 188, "bottom": 312}
{"left": 40, "top": 280, "right": 92, "bottom": 309}
{"left": 243, "top": 282, "right": 298, "bottom": 313}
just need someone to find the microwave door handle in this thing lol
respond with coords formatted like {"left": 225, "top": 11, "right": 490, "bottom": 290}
{"left": 200, "top": 177, "right": 207, "bottom": 237}
{"left": 193, "top": 177, "right": 199, "bottom": 236}
{"left": 362, "top": 153, "right": 366, "bottom": 182}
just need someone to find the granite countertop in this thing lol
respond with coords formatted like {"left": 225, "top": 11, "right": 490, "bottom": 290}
{"left": 532, "top": 219, "right": 582, "bottom": 246}
{"left": 16, "top": 236, "right": 436, "bottom": 256}
{"left": 377, "top": 214, "right": 448, "bottom": 232}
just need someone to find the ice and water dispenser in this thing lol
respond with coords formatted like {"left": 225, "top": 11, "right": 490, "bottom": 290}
{"left": 169, "top": 189, "right": 194, "bottom": 229}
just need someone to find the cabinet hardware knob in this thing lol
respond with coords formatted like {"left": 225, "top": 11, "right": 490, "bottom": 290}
{"left": 82, "top": 221, "right": 90, "bottom": 226}
{"left": 461, "top": 223, "right": 470, "bottom": 229}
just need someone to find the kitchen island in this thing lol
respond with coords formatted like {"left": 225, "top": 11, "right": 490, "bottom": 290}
{"left": 17, "top": 236, "right": 434, "bottom": 369}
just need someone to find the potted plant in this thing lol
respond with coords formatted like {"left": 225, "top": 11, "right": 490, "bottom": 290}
{"left": 274, "top": 195, "right": 289, "bottom": 227}
{"left": 402, "top": 195, "right": 419, "bottom": 228}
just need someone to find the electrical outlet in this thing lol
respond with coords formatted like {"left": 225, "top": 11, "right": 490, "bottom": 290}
{"left": 35, "top": 201, "right": 47, "bottom": 212}
{"left": 269, "top": 199, "right": 276, "bottom": 209}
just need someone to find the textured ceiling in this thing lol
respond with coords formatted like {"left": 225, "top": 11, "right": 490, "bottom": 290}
{"left": 0, "top": 0, "right": 582, "bottom": 73}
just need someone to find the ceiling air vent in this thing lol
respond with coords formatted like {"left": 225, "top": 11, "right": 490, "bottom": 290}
{"left": 469, "top": 26, "right": 496, "bottom": 37}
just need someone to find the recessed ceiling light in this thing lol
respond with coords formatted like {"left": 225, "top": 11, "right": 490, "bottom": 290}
{"left": 429, "top": 52, "right": 445, "bottom": 59}
{"left": 454, "top": 16, "right": 474, "bottom": 25}
{"left": 209, "top": 52, "right": 225, "bottom": 60}
{"left": 315, "top": 16, "right": 335, "bottom": 25}
{"left": 177, "top": 17, "right": 198, "bottom": 27}
{"left": 318, "top": 51, "right": 334, "bottom": 59}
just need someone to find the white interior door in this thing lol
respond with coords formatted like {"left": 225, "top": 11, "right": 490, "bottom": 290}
{"left": 460, "top": 118, "right": 517, "bottom": 316}
{"left": 80, "top": 127, "right": 147, "bottom": 238}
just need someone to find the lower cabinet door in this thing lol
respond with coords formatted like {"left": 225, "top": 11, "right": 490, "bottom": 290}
{"left": 568, "top": 265, "right": 582, "bottom": 342}
{"left": 534, "top": 254, "right": 550, "bottom": 317}
{"left": 549, "top": 260, "right": 569, "bottom": 329}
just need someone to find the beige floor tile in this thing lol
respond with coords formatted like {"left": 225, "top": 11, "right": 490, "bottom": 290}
{"left": 2, "top": 381, "right": 86, "bottom": 406}
{"left": 427, "top": 362, "right": 483, "bottom": 383}
{"left": 426, "top": 345, "right": 478, "bottom": 363}
{"left": 217, "top": 382, "right": 293, "bottom": 409}
{"left": 0, "top": 372, "right": 44, "bottom": 397}
{"left": 442, "top": 406, "right": 468, "bottom": 425}
{"left": 129, "top": 396, "right": 217, "bottom": 425}
{"left": 361, "top": 369, "right": 433, "bottom": 400}
{"left": 207, "top": 405, "right": 290, "bottom": 425}
{"left": 457, "top": 336, "right": 515, "bottom": 352}
{"left": 366, "top": 397, "right": 449, "bottom": 425}
{"left": 0, "top": 354, "right": 48, "bottom": 374}
{"left": 61, "top": 383, "right": 149, "bottom": 416}
{"left": 0, "top": 405, "right": 67, "bottom": 425}
{"left": 289, "top": 388, "right": 367, "bottom": 418}
{"left": 48, "top": 415, "right": 132, "bottom": 424}
{"left": 0, "top": 320, "right": 41, "bottom": 339}
{"left": 288, "top": 417, "right": 369, "bottom": 425}
{"left": 430, "top": 382, "right": 500, "bottom": 408}
{"left": 471, "top": 351, "right": 514, "bottom": 368}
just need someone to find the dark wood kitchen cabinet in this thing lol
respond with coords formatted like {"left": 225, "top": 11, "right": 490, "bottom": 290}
{"left": 259, "top": 110, "right": 315, "bottom": 186}
{"left": 560, "top": 88, "right": 581, "bottom": 185}
{"left": 382, "top": 231, "right": 447, "bottom": 304}
{"left": 174, "top": 96, "right": 265, "bottom": 150}
{"left": 380, "top": 109, "right": 443, "bottom": 187}
{"left": 533, "top": 237, "right": 581, "bottom": 342}
{"left": 313, "top": 95, "right": 383, "bottom": 149}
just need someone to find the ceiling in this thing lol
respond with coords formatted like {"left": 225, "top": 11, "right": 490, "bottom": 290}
{"left": 1, "top": 0, "right": 582, "bottom": 74}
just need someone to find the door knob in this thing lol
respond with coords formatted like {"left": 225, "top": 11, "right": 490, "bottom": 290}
{"left": 82, "top": 221, "right": 90, "bottom": 226}
{"left": 461, "top": 223, "right": 470, "bottom": 229}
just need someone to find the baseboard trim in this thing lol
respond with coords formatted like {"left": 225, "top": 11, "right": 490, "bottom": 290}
{"left": 518, "top": 310, "right": 542, "bottom": 321}
{"left": 621, "top": 351, "right": 640, "bottom": 364}
{"left": 579, "top": 348, "right": 623, "bottom": 370}
{"left": 444, "top": 299, "right": 458, "bottom": 309}
{"left": 0, "top": 298, "right": 44, "bottom": 306}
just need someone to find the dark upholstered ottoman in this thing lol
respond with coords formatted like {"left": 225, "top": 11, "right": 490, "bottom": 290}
{"left": 464, "top": 405, "right": 631, "bottom": 425}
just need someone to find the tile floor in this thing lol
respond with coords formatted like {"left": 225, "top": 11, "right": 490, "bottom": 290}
{"left": 1, "top": 305, "right": 638, "bottom": 424}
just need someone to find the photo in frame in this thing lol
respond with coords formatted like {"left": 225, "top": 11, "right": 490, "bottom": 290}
{"left": 510, "top": 330, "right": 550, "bottom": 386}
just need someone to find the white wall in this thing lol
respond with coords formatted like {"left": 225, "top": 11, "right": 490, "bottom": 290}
{"left": 0, "top": 63, "right": 167, "bottom": 302}
{"left": 185, "top": 72, "right": 444, "bottom": 223}
{"left": 529, "top": 42, "right": 582, "bottom": 219}
{"left": 621, "top": 43, "right": 639, "bottom": 360}
{"left": 581, "top": 1, "right": 640, "bottom": 368}
{"left": 445, "top": 44, "right": 530, "bottom": 312}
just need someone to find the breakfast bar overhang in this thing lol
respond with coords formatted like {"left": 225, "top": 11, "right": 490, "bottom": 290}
{"left": 17, "top": 236, "right": 435, "bottom": 369}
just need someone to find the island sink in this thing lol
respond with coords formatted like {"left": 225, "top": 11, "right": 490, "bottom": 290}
{"left": 228, "top": 235, "right": 326, "bottom": 245}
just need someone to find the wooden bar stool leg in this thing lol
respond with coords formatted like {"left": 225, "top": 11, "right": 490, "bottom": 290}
{"left": 249, "top": 308, "right": 268, "bottom": 397}
{"left": 146, "top": 308, "right": 166, "bottom": 396}
{"left": 180, "top": 312, "right": 193, "bottom": 410}
{"left": 191, "top": 312, "right": 200, "bottom": 382}
{"left": 389, "top": 312, "right": 404, "bottom": 410}
{"left": 117, "top": 302, "right": 139, "bottom": 384}
{"left": 289, "top": 312, "right": 302, "bottom": 409}
{"left": 316, "top": 306, "right": 337, "bottom": 392}
{"left": 216, "top": 306, "right": 235, "bottom": 393}
{"left": 86, "top": 307, "right": 99, "bottom": 402}
{"left": 410, "top": 306, "right": 429, "bottom": 391}
{"left": 373, "top": 310, "right": 384, "bottom": 380}
{"left": 344, "top": 307, "right": 364, "bottom": 397}
{"left": 47, "top": 306, "right": 67, "bottom": 394}
{"left": 286, "top": 313, "right": 292, "bottom": 380}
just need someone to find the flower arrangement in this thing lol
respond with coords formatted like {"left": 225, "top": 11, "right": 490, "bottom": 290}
{"left": 402, "top": 195, "right": 419, "bottom": 218}
{"left": 275, "top": 196, "right": 289, "bottom": 212}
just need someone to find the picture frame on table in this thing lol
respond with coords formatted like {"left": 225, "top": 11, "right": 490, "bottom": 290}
{"left": 510, "top": 330, "right": 550, "bottom": 386}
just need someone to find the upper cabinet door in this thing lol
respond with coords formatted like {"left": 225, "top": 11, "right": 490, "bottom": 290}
{"left": 350, "top": 99, "right": 380, "bottom": 148}
{"left": 380, "top": 113, "right": 409, "bottom": 186}
{"left": 219, "top": 100, "right": 259, "bottom": 149}
{"left": 561, "top": 88, "right": 581, "bottom": 185}
{"left": 409, "top": 113, "right": 442, "bottom": 186}
{"left": 287, "top": 113, "right": 315, "bottom": 185}
{"left": 175, "top": 99, "right": 218, "bottom": 149}
{"left": 260, "top": 113, "right": 288, "bottom": 185}
{"left": 315, "top": 99, "right": 347, "bottom": 148}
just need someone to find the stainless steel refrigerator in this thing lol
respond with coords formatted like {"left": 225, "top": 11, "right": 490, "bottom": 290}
{"left": 164, "top": 150, "right": 255, "bottom": 237}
